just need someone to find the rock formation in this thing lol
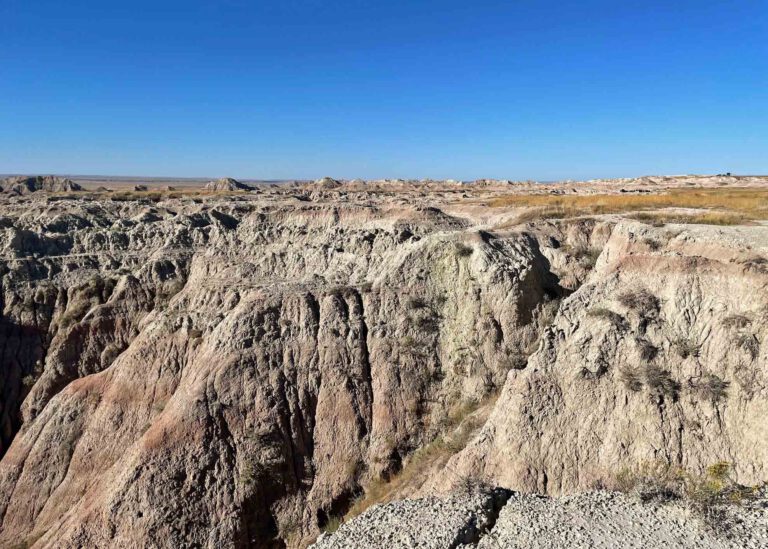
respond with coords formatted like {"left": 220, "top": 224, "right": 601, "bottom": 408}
{"left": 0, "top": 177, "right": 765, "bottom": 548}
{"left": 0, "top": 175, "right": 82, "bottom": 194}
{"left": 205, "top": 177, "right": 254, "bottom": 191}
{"left": 442, "top": 221, "right": 768, "bottom": 495}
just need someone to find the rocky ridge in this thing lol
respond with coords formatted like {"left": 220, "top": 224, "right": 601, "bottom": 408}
{"left": 0, "top": 176, "right": 83, "bottom": 195}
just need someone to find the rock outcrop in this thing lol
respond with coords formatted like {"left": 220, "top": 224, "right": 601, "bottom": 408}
{"left": 444, "top": 221, "right": 768, "bottom": 494}
{"left": 0, "top": 191, "right": 561, "bottom": 547}
{"left": 0, "top": 175, "right": 82, "bottom": 194}
{"left": 205, "top": 177, "right": 253, "bottom": 191}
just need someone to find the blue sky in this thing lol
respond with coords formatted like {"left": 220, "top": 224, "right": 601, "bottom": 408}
{"left": 1, "top": 0, "right": 766, "bottom": 180}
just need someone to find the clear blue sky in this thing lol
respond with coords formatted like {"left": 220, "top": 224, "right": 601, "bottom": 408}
{"left": 1, "top": 0, "right": 766, "bottom": 180}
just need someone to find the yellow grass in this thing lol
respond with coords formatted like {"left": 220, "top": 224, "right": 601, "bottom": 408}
{"left": 344, "top": 395, "right": 496, "bottom": 521}
{"left": 490, "top": 188, "right": 768, "bottom": 225}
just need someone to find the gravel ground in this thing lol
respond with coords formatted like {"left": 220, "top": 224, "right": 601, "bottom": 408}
{"left": 312, "top": 490, "right": 768, "bottom": 549}
{"left": 311, "top": 489, "right": 510, "bottom": 548}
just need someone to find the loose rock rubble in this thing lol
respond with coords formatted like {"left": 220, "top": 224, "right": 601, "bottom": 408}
{"left": 315, "top": 490, "right": 768, "bottom": 549}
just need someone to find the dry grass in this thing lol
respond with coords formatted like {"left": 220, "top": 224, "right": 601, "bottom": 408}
{"left": 72, "top": 188, "right": 249, "bottom": 202}
{"left": 610, "top": 461, "right": 760, "bottom": 532}
{"left": 344, "top": 395, "right": 494, "bottom": 521}
{"left": 688, "top": 374, "right": 730, "bottom": 403}
{"left": 587, "top": 307, "right": 628, "bottom": 329}
{"left": 617, "top": 288, "right": 660, "bottom": 315}
{"left": 490, "top": 187, "right": 768, "bottom": 224}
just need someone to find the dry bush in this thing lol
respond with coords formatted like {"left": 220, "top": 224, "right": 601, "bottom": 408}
{"left": 499, "top": 351, "right": 528, "bottom": 371}
{"left": 412, "top": 315, "right": 439, "bottom": 334}
{"left": 688, "top": 374, "right": 730, "bottom": 404}
{"left": 743, "top": 256, "right": 768, "bottom": 271}
{"left": 635, "top": 338, "right": 659, "bottom": 361}
{"left": 683, "top": 462, "right": 759, "bottom": 532}
{"left": 672, "top": 337, "right": 701, "bottom": 359}
{"left": 587, "top": 307, "right": 627, "bottom": 329}
{"left": 619, "top": 366, "right": 644, "bottom": 392}
{"left": 610, "top": 460, "right": 758, "bottom": 533}
{"left": 454, "top": 243, "right": 474, "bottom": 257}
{"left": 320, "top": 515, "right": 342, "bottom": 534}
{"left": 644, "top": 365, "right": 680, "bottom": 399}
{"left": 611, "top": 461, "right": 683, "bottom": 502}
{"left": 573, "top": 246, "right": 601, "bottom": 268}
{"left": 643, "top": 237, "right": 662, "bottom": 251}
{"left": 721, "top": 314, "right": 751, "bottom": 330}
{"left": 736, "top": 333, "right": 760, "bottom": 360}
{"left": 345, "top": 395, "right": 493, "bottom": 521}
{"left": 406, "top": 297, "right": 428, "bottom": 310}
{"left": 617, "top": 288, "right": 660, "bottom": 315}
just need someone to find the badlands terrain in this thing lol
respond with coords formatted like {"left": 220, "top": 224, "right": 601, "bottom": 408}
{"left": 0, "top": 174, "right": 767, "bottom": 548}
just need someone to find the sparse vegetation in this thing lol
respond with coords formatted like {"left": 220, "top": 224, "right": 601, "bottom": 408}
{"left": 345, "top": 394, "right": 495, "bottom": 522}
{"left": 722, "top": 314, "right": 751, "bottom": 330}
{"left": 359, "top": 281, "right": 373, "bottom": 292}
{"left": 454, "top": 243, "right": 473, "bottom": 257}
{"left": 572, "top": 246, "right": 601, "bottom": 268}
{"left": 688, "top": 374, "right": 730, "bottom": 404}
{"left": 736, "top": 332, "right": 760, "bottom": 360}
{"left": 156, "top": 278, "right": 185, "bottom": 304}
{"left": 629, "top": 211, "right": 749, "bottom": 226}
{"left": 587, "top": 307, "right": 627, "bottom": 329}
{"left": 619, "top": 366, "right": 644, "bottom": 392}
{"left": 490, "top": 188, "right": 768, "bottom": 224}
{"left": 617, "top": 288, "right": 660, "bottom": 315}
{"left": 612, "top": 461, "right": 682, "bottom": 503}
{"left": 635, "top": 338, "right": 658, "bottom": 361}
{"left": 320, "top": 515, "right": 342, "bottom": 534}
{"left": 406, "top": 297, "right": 428, "bottom": 310}
{"left": 644, "top": 365, "right": 680, "bottom": 399}
{"left": 499, "top": 350, "right": 528, "bottom": 371}
{"left": 59, "top": 275, "right": 116, "bottom": 328}
{"left": 412, "top": 315, "right": 439, "bottom": 334}
{"left": 643, "top": 237, "right": 662, "bottom": 251}
{"left": 672, "top": 337, "right": 700, "bottom": 359}
{"left": 610, "top": 461, "right": 759, "bottom": 532}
